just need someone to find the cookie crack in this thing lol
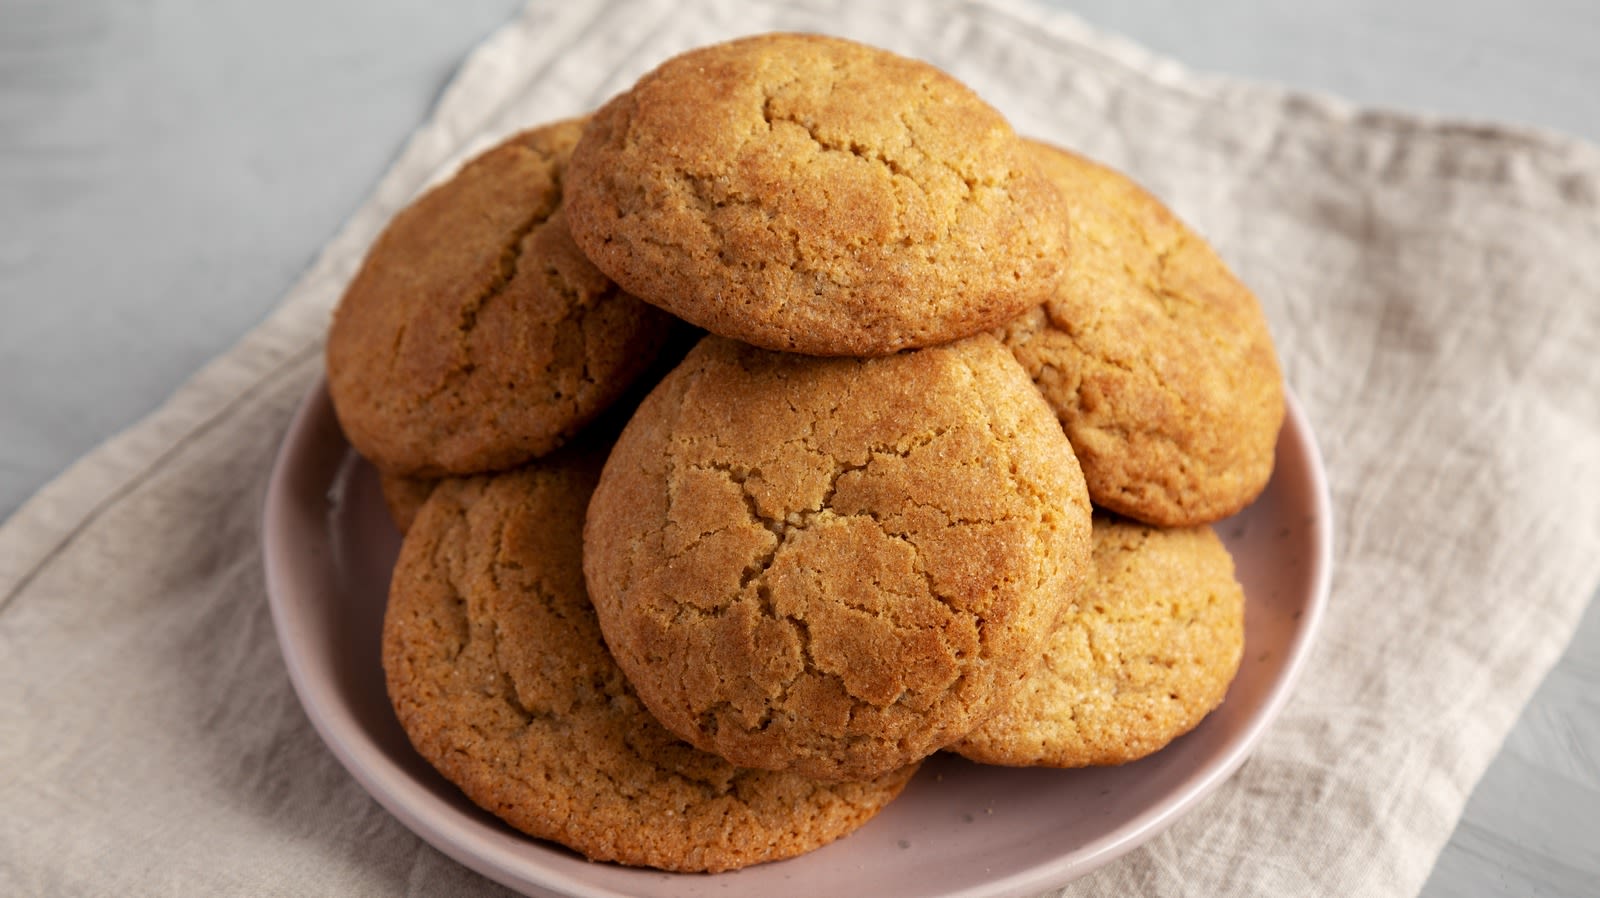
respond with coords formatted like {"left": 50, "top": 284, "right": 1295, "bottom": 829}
{"left": 459, "top": 211, "right": 543, "bottom": 341}
{"left": 616, "top": 723, "right": 747, "bottom": 800}
{"left": 430, "top": 535, "right": 471, "bottom": 665}
{"left": 409, "top": 207, "right": 551, "bottom": 408}
{"left": 536, "top": 251, "right": 609, "bottom": 408}
{"left": 759, "top": 89, "right": 994, "bottom": 199}
{"left": 660, "top": 356, "right": 1056, "bottom": 735}
{"left": 898, "top": 104, "right": 992, "bottom": 197}
{"left": 754, "top": 88, "right": 998, "bottom": 258}
{"left": 1069, "top": 348, "right": 1203, "bottom": 501}
{"left": 695, "top": 699, "right": 781, "bottom": 744}
{"left": 693, "top": 461, "right": 786, "bottom": 590}
{"left": 1148, "top": 229, "right": 1193, "bottom": 320}
{"left": 682, "top": 170, "right": 765, "bottom": 218}
{"left": 956, "top": 357, "right": 1060, "bottom": 601}
{"left": 486, "top": 618, "right": 536, "bottom": 726}
{"left": 385, "top": 321, "right": 409, "bottom": 381}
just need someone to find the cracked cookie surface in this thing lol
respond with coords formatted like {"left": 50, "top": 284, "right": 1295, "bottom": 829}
{"left": 564, "top": 33, "right": 1068, "bottom": 357}
{"left": 952, "top": 514, "right": 1244, "bottom": 768}
{"left": 382, "top": 448, "right": 916, "bottom": 873}
{"left": 997, "top": 141, "right": 1284, "bottom": 526}
{"left": 583, "top": 334, "right": 1092, "bottom": 782}
{"left": 327, "top": 118, "right": 675, "bottom": 477}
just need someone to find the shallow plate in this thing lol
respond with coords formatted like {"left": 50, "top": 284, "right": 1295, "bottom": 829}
{"left": 264, "top": 378, "right": 1332, "bottom": 898}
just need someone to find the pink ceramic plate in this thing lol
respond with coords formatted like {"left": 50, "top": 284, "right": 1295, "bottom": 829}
{"left": 264, "top": 378, "right": 1332, "bottom": 898}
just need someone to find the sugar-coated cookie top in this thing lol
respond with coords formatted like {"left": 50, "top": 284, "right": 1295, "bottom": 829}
{"left": 565, "top": 33, "right": 1069, "bottom": 356}
{"left": 583, "top": 334, "right": 1092, "bottom": 782}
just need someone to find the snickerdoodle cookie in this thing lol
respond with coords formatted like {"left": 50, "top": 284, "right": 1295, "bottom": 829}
{"left": 327, "top": 118, "right": 675, "bottom": 477}
{"left": 583, "top": 334, "right": 1092, "bottom": 782}
{"left": 997, "top": 141, "right": 1283, "bottom": 526}
{"left": 382, "top": 450, "right": 917, "bottom": 873}
{"left": 565, "top": 33, "right": 1068, "bottom": 357}
{"left": 952, "top": 514, "right": 1244, "bottom": 768}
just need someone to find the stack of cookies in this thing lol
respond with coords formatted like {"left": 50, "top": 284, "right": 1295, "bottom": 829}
{"left": 325, "top": 32, "right": 1283, "bottom": 873}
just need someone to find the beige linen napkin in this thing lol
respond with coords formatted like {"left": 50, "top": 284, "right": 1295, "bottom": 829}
{"left": 4, "top": 1, "right": 1598, "bottom": 895}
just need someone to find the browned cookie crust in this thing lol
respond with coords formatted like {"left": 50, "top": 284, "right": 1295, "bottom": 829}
{"left": 953, "top": 515, "right": 1244, "bottom": 768}
{"left": 583, "top": 334, "right": 1092, "bottom": 782}
{"left": 998, "top": 142, "right": 1284, "bottom": 526}
{"left": 382, "top": 451, "right": 916, "bottom": 873}
{"left": 327, "top": 119, "right": 675, "bottom": 477}
{"left": 565, "top": 33, "right": 1069, "bottom": 357}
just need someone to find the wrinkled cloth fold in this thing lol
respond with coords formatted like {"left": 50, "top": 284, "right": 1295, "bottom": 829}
{"left": 3, "top": 1, "right": 1598, "bottom": 895}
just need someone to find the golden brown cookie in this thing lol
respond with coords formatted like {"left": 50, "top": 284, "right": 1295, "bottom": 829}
{"left": 583, "top": 334, "right": 1092, "bottom": 782}
{"left": 382, "top": 450, "right": 917, "bottom": 873}
{"left": 327, "top": 118, "right": 676, "bottom": 477}
{"left": 952, "top": 514, "right": 1244, "bottom": 768}
{"left": 565, "top": 33, "right": 1069, "bottom": 357}
{"left": 997, "top": 141, "right": 1284, "bottom": 526}
{"left": 376, "top": 471, "right": 436, "bottom": 536}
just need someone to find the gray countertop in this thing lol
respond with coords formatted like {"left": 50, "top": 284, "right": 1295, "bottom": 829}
{"left": 3, "top": 1, "right": 1596, "bottom": 894}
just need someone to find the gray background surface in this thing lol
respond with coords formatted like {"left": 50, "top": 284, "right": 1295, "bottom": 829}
{"left": 3, "top": 1, "right": 1596, "bottom": 894}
